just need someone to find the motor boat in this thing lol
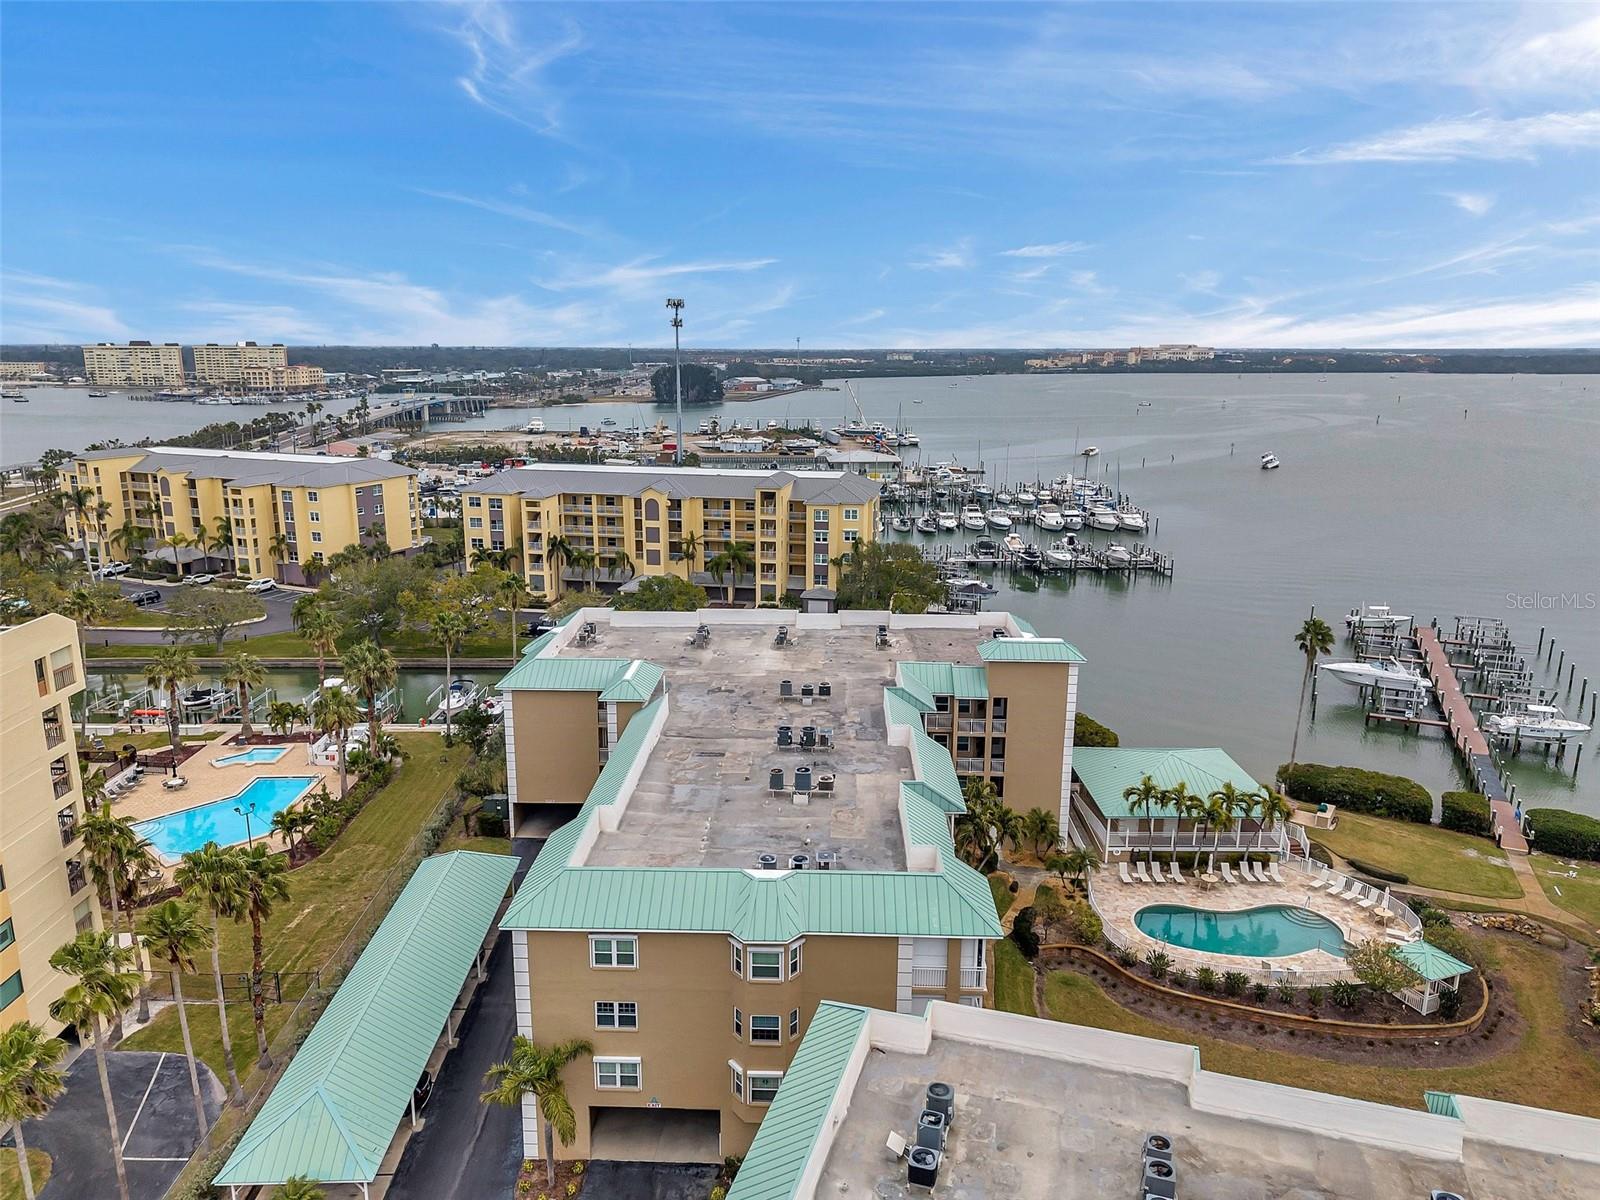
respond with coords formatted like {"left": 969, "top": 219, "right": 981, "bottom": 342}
{"left": 937, "top": 510, "right": 960, "bottom": 532}
{"left": 971, "top": 537, "right": 1002, "bottom": 565}
{"left": 1045, "top": 536, "right": 1084, "bottom": 568}
{"left": 1345, "top": 604, "right": 1410, "bottom": 632}
{"left": 915, "top": 514, "right": 938, "bottom": 534}
{"left": 439, "top": 677, "right": 481, "bottom": 714}
{"left": 959, "top": 505, "right": 987, "bottom": 531}
{"left": 1014, "top": 488, "right": 1037, "bottom": 506}
{"left": 948, "top": 576, "right": 998, "bottom": 596}
{"left": 481, "top": 695, "right": 505, "bottom": 719}
{"left": 1319, "top": 658, "right": 1432, "bottom": 693}
{"left": 1260, "top": 453, "right": 1281, "bottom": 470}
{"left": 1016, "top": 543, "right": 1043, "bottom": 568}
{"left": 972, "top": 482, "right": 995, "bottom": 500}
{"left": 1484, "top": 704, "right": 1591, "bottom": 744}
{"left": 1086, "top": 505, "right": 1121, "bottom": 531}
{"left": 985, "top": 508, "right": 1013, "bottom": 531}
{"left": 1117, "top": 509, "right": 1148, "bottom": 533}
{"left": 1035, "top": 503, "right": 1066, "bottom": 531}
{"left": 1103, "top": 543, "right": 1133, "bottom": 567}
{"left": 1002, "top": 532, "right": 1027, "bottom": 556}
{"left": 1060, "top": 507, "right": 1085, "bottom": 530}
{"left": 1081, "top": 446, "right": 1100, "bottom": 457}
{"left": 995, "top": 490, "right": 1013, "bottom": 505}
{"left": 180, "top": 686, "right": 226, "bottom": 710}
{"left": 523, "top": 417, "right": 546, "bottom": 433}
{"left": 891, "top": 515, "right": 913, "bottom": 532}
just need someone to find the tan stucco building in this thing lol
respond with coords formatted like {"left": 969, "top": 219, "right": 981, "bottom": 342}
{"left": 0, "top": 615, "right": 100, "bottom": 1034}
{"left": 462, "top": 464, "right": 882, "bottom": 605}
{"left": 81, "top": 341, "right": 185, "bottom": 388}
{"left": 495, "top": 608, "right": 1082, "bottom": 1163}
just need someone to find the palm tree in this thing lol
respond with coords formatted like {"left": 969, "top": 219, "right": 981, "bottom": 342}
{"left": 1199, "top": 790, "right": 1239, "bottom": 870}
{"left": 0, "top": 1022, "right": 67, "bottom": 1200}
{"left": 677, "top": 529, "right": 701, "bottom": 574}
{"left": 1045, "top": 846, "right": 1098, "bottom": 896}
{"left": 1020, "top": 807, "right": 1060, "bottom": 858}
{"left": 342, "top": 639, "right": 397, "bottom": 753}
{"left": 429, "top": 608, "right": 471, "bottom": 737}
{"left": 310, "top": 685, "right": 361, "bottom": 799}
{"left": 953, "top": 778, "right": 1020, "bottom": 872}
{"left": 1255, "top": 789, "right": 1293, "bottom": 854}
{"left": 543, "top": 534, "right": 574, "bottom": 595}
{"left": 79, "top": 803, "right": 157, "bottom": 1027}
{"left": 292, "top": 595, "right": 341, "bottom": 687}
{"left": 59, "top": 485, "right": 98, "bottom": 572}
{"left": 236, "top": 844, "right": 291, "bottom": 1068}
{"left": 266, "top": 700, "right": 306, "bottom": 737}
{"left": 58, "top": 586, "right": 108, "bottom": 736}
{"left": 270, "top": 807, "right": 308, "bottom": 858}
{"left": 1287, "top": 614, "right": 1336, "bottom": 780}
{"left": 222, "top": 649, "right": 266, "bottom": 738}
{"left": 721, "top": 540, "right": 755, "bottom": 605}
{"left": 604, "top": 547, "right": 636, "bottom": 587}
{"left": 162, "top": 529, "right": 192, "bottom": 579}
{"left": 274, "top": 1178, "right": 325, "bottom": 1200}
{"left": 266, "top": 531, "right": 294, "bottom": 583}
{"left": 137, "top": 900, "right": 213, "bottom": 1135}
{"left": 144, "top": 642, "right": 195, "bottom": 753}
{"left": 110, "top": 517, "right": 146, "bottom": 574}
{"left": 482, "top": 1036, "right": 593, "bottom": 1188}
{"left": 1162, "top": 781, "right": 1197, "bottom": 862}
{"left": 211, "top": 516, "right": 236, "bottom": 574}
{"left": 569, "top": 545, "right": 597, "bottom": 592}
{"left": 496, "top": 570, "right": 531, "bottom": 658}
{"left": 49, "top": 931, "right": 141, "bottom": 1200}
{"left": 174, "top": 843, "right": 249, "bottom": 1102}
{"left": 1121, "top": 774, "right": 1163, "bottom": 866}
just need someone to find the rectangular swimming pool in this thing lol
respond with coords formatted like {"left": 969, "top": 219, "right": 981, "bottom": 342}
{"left": 214, "top": 746, "right": 291, "bottom": 766}
{"left": 135, "top": 776, "right": 319, "bottom": 861}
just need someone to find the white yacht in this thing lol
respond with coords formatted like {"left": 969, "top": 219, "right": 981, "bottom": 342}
{"left": 1086, "top": 505, "right": 1121, "bottom": 531}
{"left": 1318, "top": 658, "right": 1432, "bottom": 693}
{"left": 915, "top": 514, "right": 938, "bottom": 535}
{"left": 985, "top": 508, "right": 1014, "bottom": 531}
{"left": 1014, "top": 488, "right": 1037, "bottom": 506}
{"left": 523, "top": 416, "right": 546, "bottom": 433}
{"left": 948, "top": 576, "right": 998, "bottom": 596}
{"left": 1484, "top": 704, "right": 1591, "bottom": 744}
{"left": 1345, "top": 604, "right": 1410, "bottom": 632}
{"left": 1060, "top": 507, "right": 1085, "bottom": 530}
{"left": 1260, "top": 453, "right": 1281, "bottom": 470}
{"left": 1103, "top": 543, "right": 1133, "bottom": 567}
{"left": 891, "top": 514, "right": 913, "bottom": 532}
{"left": 938, "top": 510, "right": 961, "bottom": 532}
{"left": 1117, "top": 509, "right": 1148, "bottom": 533}
{"left": 1002, "top": 532, "right": 1027, "bottom": 556}
{"left": 1045, "top": 535, "right": 1084, "bottom": 567}
{"left": 1035, "top": 504, "right": 1067, "bottom": 531}
{"left": 959, "top": 505, "right": 987, "bottom": 531}
{"left": 995, "top": 490, "right": 1014, "bottom": 506}
{"left": 439, "top": 677, "right": 482, "bottom": 715}
{"left": 1081, "top": 446, "right": 1100, "bottom": 457}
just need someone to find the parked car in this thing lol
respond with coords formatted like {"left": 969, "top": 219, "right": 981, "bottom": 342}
{"left": 184, "top": 573, "right": 216, "bottom": 586}
{"left": 244, "top": 577, "right": 278, "bottom": 593}
{"left": 412, "top": 1070, "right": 434, "bottom": 1113}
{"left": 129, "top": 588, "right": 162, "bottom": 607}
{"left": 522, "top": 615, "right": 558, "bottom": 638}
{"left": 96, "top": 561, "right": 130, "bottom": 578}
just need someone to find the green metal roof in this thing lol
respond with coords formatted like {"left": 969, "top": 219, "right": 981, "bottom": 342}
{"left": 883, "top": 686, "right": 931, "bottom": 730}
{"left": 214, "top": 851, "right": 518, "bottom": 1187}
{"left": 1394, "top": 939, "right": 1473, "bottom": 982}
{"left": 1424, "top": 1090, "right": 1462, "bottom": 1118}
{"left": 1072, "top": 747, "right": 1264, "bottom": 819}
{"left": 908, "top": 728, "right": 962, "bottom": 806}
{"left": 898, "top": 661, "right": 989, "bottom": 700}
{"left": 498, "top": 655, "right": 637, "bottom": 692}
{"left": 978, "top": 636, "right": 1086, "bottom": 663}
{"left": 727, "top": 1002, "right": 869, "bottom": 1200}
{"left": 599, "top": 660, "right": 664, "bottom": 703}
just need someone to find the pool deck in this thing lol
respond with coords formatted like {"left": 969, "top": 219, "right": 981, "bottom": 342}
{"left": 1090, "top": 862, "right": 1397, "bottom": 980}
{"left": 109, "top": 727, "right": 337, "bottom": 860}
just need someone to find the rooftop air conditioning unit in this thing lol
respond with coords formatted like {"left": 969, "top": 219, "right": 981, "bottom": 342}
{"left": 756, "top": 853, "right": 779, "bottom": 870}
{"left": 906, "top": 1145, "right": 940, "bottom": 1189}
{"left": 1429, "top": 1193, "right": 1467, "bottom": 1200}
{"left": 915, "top": 1108, "right": 947, "bottom": 1151}
{"left": 1141, "top": 1157, "right": 1177, "bottom": 1200}
{"left": 788, "top": 853, "right": 811, "bottom": 870}
{"left": 815, "top": 852, "right": 838, "bottom": 870}
{"left": 1142, "top": 1132, "right": 1173, "bottom": 1164}
{"left": 926, "top": 1082, "right": 955, "bottom": 1125}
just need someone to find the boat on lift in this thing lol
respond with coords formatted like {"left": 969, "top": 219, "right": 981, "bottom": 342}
{"left": 1044, "top": 535, "right": 1084, "bottom": 568}
{"left": 986, "top": 508, "right": 1013, "bottom": 531}
{"left": 959, "top": 505, "right": 987, "bottom": 531}
{"left": 1318, "top": 658, "right": 1432, "bottom": 693}
{"left": 948, "top": 576, "right": 998, "bottom": 597}
{"left": 1103, "top": 543, "right": 1133, "bottom": 567}
{"left": 437, "top": 677, "right": 482, "bottom": 715}
{"left": 914, "top": 514, "right": 938, "bottom": 534}
{"left": 1035, "top": 503, "right": 1067, "bottom": 531}
{"left": 1260, "top": 453, "right": 1281, "bottom": 470}
{"left": 971, "top": 537, "right": 1002, "bottom": 566}
{"left": 1484, "top": 704, "right": 1591, "bottom": 744}
{"left": 1345, "top": 604, "right": 1411, "bottom": 632}
{"left": 1016, "top": 543, "right": 1043, "bottom": 568}
{"left": 1002, "top": 532, "right": 1026, "bottom": 556}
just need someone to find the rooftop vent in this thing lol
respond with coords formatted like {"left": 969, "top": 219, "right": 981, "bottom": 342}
{"left": 1142, "top": 1132, "right": 1173, "bottom": 1164}
{"left": 906, "top": 1146, "right": 940, "bottom": 1189}
{"left": 926, "top": 1082, "right": 955, "bottom": 1125}
{"left": 788, "top": 853, "right": 811, "bottom": 870}
{"left": 815, "top": 851, "right": 839, "bottom": 870}
{"left": 1141, "top": 1158, "right": 1177, "bottom": 1200}
{"left": 915, "top": 1108, "right": 947, "bottom": 1151}
{"left": 756, "top": 852, "right": 779, "bottom": 870}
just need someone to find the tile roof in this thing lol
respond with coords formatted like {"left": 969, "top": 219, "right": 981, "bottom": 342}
{"left": 1072, "top": 747, "right": 1264, "bottom": 819}
{"left": 76, "top": 446, "right": 414, "bottom": 487}
{"left": 977, "top": 636, "right": 1086, "bottom": 663}
{"left": 463, "top": 462, "right": 881, "bottom": 504}
{"left": 213, "top": 851, "right": 517, "bottom": 1187}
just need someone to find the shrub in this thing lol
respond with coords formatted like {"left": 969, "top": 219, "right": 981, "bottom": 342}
{"left": 1115, "top": 946, "right": 1138, "bottom": 969}
{"left": 1345, "top": 857, "right": 1409, "bottom": 885}
{"left": 1276, "top": 979, "right": 1296, "bottom": 1003}
{"left": 1009, "top": 906, "right": 1040, "bottom": 959}
{"left": 1276, "top": 763, "right": 1432, "bottom": 824}
{"left": 1251, "top": 982, "right": 1271, "bottom": 1004}
{"left": 1144, "top": 950, "right": 1172, "bottom": 980}
{"left": 1222, "top": 971, "right": 1249, "bottom": 998}
{"left": 1169, "top": 967, "right": 1190, "bottom": 988}
{"left": 1422, "top": 924, "right": 1478, "bottom": 968}
{"left": 476, "top": 812, "right": 507, "bottom": 839}
{"left": 1440, "top": 791, "right": 1493, "bottom": 837}
{"left": 1193, "top": 966, "right": 1218, "bottom": 992}
{"left": 1526, "top": 809, "right": 1600, "bottom": 861}
{"left": 1437, "top": 987, "right": 1463, "bottom": 1021}
{"left": 1330, "top": 980, "right": 1362, "bottom": 1009}
{"left": 1347, "top": 940, "right": 1425, "bottom": 993}
{"left": 1060, "top": 898, "right": 1103, "bottom": 946}
{"left": 1032, "top": 882, "right": 1064, "bottom": 923}
{"left": 1074, "top": 712, "right": 1119, "bottom": 747}
{"left": 710, "top": 1189, "right": 727, "bottom": 1200}
{"left": 1305, "top": 985, "right": 1325, "bottom": 1009}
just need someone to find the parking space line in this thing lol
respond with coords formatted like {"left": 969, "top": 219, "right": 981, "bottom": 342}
{"left": 124, "top": 1157, "right": 191, "bottom": 1163}
{"left": 121, "top": 1052, "right": 166, "bottom": 1152}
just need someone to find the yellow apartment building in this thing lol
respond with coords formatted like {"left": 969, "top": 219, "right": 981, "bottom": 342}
{"left": 192, "top": 341, "right": 288, "bottom": 386}
{"left": 241, "top": 363, "right": 326, "bottom": 393}
{"left": 494, "top": 608, "right": 1083, "bottom": 1162}
{"left": 0, "top": 361, "right": 49, "bottom": 380}
{"left": 461, "top": 464, "right": 882, "bottom": 605}
{"left": 0, "top": 615, "right": 100, "bottom": 1035}
{"left": 81, "top": 341, "right": 186, "bottom": 388}
{"left": 64, "top": 447, "right": 422, "bottom": 584}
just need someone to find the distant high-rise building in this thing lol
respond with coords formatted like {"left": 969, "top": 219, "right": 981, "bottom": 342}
{"left": 192, "top": 341, "right": 289, "bottom": 385}
{"left": 81, "top": 341, "right": 185, "bottom": 388}
{"left": 0, "top": 361, "right": 49, "bottom": 380}
{"left": 240, "top": 363, "right": 326, "bottom": 393}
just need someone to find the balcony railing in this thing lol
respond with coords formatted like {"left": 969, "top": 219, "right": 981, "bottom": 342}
{"left": 911, "top": 967, "right": 947, "bottom": 988}
{"left": 52, "top": 773, "right": 74, "bottom": 800}
{"left": 957, "top": 718, "right": 987, "bottom": 733}
{"left": 52, "top": 664, "right": 76, "bottom": 691}
{"left": 65, "top": 859, "right": 88, "bottom": 895}
{"left": 960, "top": 967, "right": 986, "bottom": 990}
{"left": 989, "top": 759, "right": 1005, "bottom": 774}
{"left": 990, "top": 718, "right": 1007, "bottom": 734}
{"left": 43, "top": 719, "right": 66, "bottom": 749}
{"left": 954, "top": 756, "right": 985, "bottom": 773}
{"left": 923, "top": 714, "right": 953, "bottom": 733}
{"left": 58, "top": 808, "right": 80, "bottom": 847}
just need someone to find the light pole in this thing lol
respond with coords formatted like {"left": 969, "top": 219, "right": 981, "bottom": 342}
{"left": 666, "top": 298, "right": 685, "bottom": 465}
{"left": 234, "top": 800, "right": 258, "bottom": 849}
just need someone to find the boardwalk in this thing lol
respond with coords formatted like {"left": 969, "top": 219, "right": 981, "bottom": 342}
{"left": 1416, "top": 626, "right": 1527, "bottom": 853}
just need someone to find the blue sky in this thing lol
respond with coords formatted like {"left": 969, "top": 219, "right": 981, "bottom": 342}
{"left": 2, "top": 1, "right": 1597, "bottom": 348}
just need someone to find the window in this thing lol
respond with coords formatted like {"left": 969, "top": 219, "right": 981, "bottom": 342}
{"left": 732, "top": 1007, "right": 743, "bottom": 1037}
{"left": 843, "top": 530, "right": 858, "bottom": 544}
{"left": 788, "top": 941, "right": 803, "bottom": 977}
{"left": 310, "top": 531, "right": 322, "bottom": 544}
{"left": 748, "top": 1071, "right": 783, "bottom": 1104}
{"left": 595, "top": 1058, "right": 640, "bottom": 1089}
{"left": 789, "top": 1008, "right": 800, "bottom": 1039}
{"left": 750, "top": 1014, "right": 781, "bottom": 1043}
{"left": 589, "top": 935, "right": 638, "bottom": 968}
{"left": 595, "top": 1001, "right": 638, "bottom": 1030}
{"left": 0, "top": 919, "right": 12, "bottom": 951}
{"left": 748, "top": 948, "right": 783, "bottom": 981}
{"left": 0, "top": 971, "right": 21, "bottom": 1012}
{"left": 730, "top": 1063, "right": 744, "bottom": 1100}
{"left": 843, "top": 508, "right": 860, "bottom": 521}
{"left": 730, "top": 942, "right": 744, "bottom": 977}
{"left": 308, "top": 510, "right": 321, "bottom": 523}
{"left": 306, "top": 490, "right": 319, "bottom": 502}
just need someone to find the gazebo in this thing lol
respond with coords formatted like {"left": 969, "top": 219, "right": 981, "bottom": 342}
{"left": 1393, "top": 939, "right": 1473, "bottom": 1016}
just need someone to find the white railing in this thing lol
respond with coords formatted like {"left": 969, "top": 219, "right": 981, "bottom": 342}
{"left": 1106, "top": 827, "right": 1292, "bottom": 857}
{"left": 1284, "top": 853, "right": 1422, "bottom": 940}
{"left": 959, "top": 966, "right": 986, "bottom": 990}
{"left": 911, "top": 967, "right": 946, "bottom": 988}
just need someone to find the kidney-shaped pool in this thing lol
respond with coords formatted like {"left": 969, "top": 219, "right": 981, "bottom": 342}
{"left": 1135, "top": 904, "right": 1347, "bottom": 958}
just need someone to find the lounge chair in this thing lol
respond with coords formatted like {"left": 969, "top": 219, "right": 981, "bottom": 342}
{"left": 1307, "top": 874, "right": 1329, "bottom": 891}
{"left": 1149, "top": 862, "right": 1166, "bottom": 883}
{"left": 1339, "top": 881, "right": 1364, "bottom": 901}
{"left": 1119, "top": 862, "right": 1135, "bottom": 885}
{"left": 1236, "top": 861, "right": 1258, "bottom": 882}
{"left": 1133, "top": 862, "right": 1152, "bottom": 884}
{"left": 1168, "top": 861, "right": 1186, "bottom": 885}
{"left": 1246, "top": 862, "right": 1268, "bottom": 883}
{"left": 1220, "top": 862, "right": 1239, "bottom": 884}
{"left": 1267, "top": 862, "right": 1286, "bottom": 884}
{"left": 1357, "top": 892, "right": 1378, "bottom": 909}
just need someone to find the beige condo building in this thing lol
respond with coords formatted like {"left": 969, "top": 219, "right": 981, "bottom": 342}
{"left": 0, "top": 361, "right": 49, "bottom": 380}
{"left": 241, "top": 363, "right": 326, "bottom": 393}
{"left": 64, "top": 447, "right": 422, "bottom": 584}
{"left": 462, "top": 464, "right": 882, "bottom": 605}
{"left": 0, "top": 615, "right": 100, "bottom": 1035}
{"left": 192, "top": 341, "right": 288, "bottom": 385}
{"left": 495, "top": 607, "right": 1082, "bottom": 1163}
{"left": 81, "top": 341, "right": 186, "bottom": 388}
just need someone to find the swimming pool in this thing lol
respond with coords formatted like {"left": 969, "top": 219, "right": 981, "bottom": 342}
{"left": 1135, "top": 904, "right": 1347, "bottom": 958}
{"left": 135, "top": 776, "right": 318, "bottom": 861}
{"left": 214, "top": 746, "right": 291, "bottom": 766}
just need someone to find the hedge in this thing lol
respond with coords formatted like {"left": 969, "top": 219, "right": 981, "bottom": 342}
{"left": 1345, "top": 857, "right": 1409, "bottom": 885}
{"left": 1526, "top": 808, "right": 1600, "bottom": 861}
{"left": 1075, "top": 712, "right": 1119, "bottom": 747}
{"left": 1440, "top": 791, "right": 1492, "bottom": 838}
{"left": 1277, "top": 763, "right": 1432, "bottom": 824}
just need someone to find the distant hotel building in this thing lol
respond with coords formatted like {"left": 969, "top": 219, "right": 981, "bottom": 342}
{"left": 192, "top": 341, "right": 288, "bottom": 385}
{"left": 0, "top": 361, "right": 49, "bottom": 380}
{"left": 81, "top": 341, "right": 185, "bottom": 388}
{"left": 242, "top": 363, "right": 326, "bottom": 393}
{"left": 461, "top": 464, "right": 881, "bottom": 605}
{"left": 0, "top": 615, "right": 101, "bottom": 1036}
{"left": 1027, "top": 344, "right": 1215, "bottom": 369}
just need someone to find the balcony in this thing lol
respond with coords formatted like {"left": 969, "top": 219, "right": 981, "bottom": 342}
{"left": 43, "top": 716, "right": 66, "bottom": 749}
{"left": 990, "top": 718, "right": 1007, "bottom": 734}
{"left": 52, "top": 663, "right": 76, "bottom": 691}
{"left": 58, "top": 805, "right": 79, "bottom": 847}
{"left": 52, "top": 773, "right": 74, "bottom": 801}
{"left": 911, "top": 967, "right": 947, "bottom": 988}
{"left": 989, "top": 759, "right": 1005, "bottom": 774}
{"left": 923, "top": 714, "right": 953, "bottom": 733}
{"left": 957, "top": 718, "right": 987, "bottom": 734}
{"left": 955, "top": 757, "right": 986, "bottom": 773}
{"left": 65, "top": 858, "right": 88, "bottom": 895}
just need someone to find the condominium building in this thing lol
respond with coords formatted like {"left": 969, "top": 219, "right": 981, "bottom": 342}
{"left": 63, "top": 447, "right": 421, "bottom": 584}
{"left": 0, "top": 361, "right": 49, "bottom": 380}
{"left": 192, "top": 341, "right": 288, "bottom": 385}
{"left": 0, "top": 616, "right": 100, "bottom": 1035}
{"left": 81, "top": 341, "right": 186, "bottom": 388}
{"left": 461, "top": 464, "right": 882, "bottom": 604}
{"left": 241, "top": 363, "right": 326, "bottom": 393}
{"left": 495, "top": 608, "right": 1082, "bottom": 1163}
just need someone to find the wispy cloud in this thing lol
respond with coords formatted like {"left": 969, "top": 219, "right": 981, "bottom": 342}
{"left": 443, "top": 0, "right": 584, "bottom": 136}
{"left": 1444, "top": 192, "right": 1496, "bottom": 217}
{"left": 1179, "top": 270, "right": 1223, "bottom": 292}
{"left": 1277, "top": 109, "right": 1600, "bottom": 164}
{"left": 909, "top": 239, "right": 975, "bottom": 270}
{"left": 413, "top": 188, "right": 598, "bottom": 237}
{"left": 540, "top": 256, "right": 778, "bottom": 295}
{"left": 1000, "top": 240, "right": 1090, "bottom": 259}
{"left": 0, "top": 271, "right": 128, "bottom": 342}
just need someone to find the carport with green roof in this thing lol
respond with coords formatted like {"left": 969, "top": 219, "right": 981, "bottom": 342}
{"left": 214, "top": 850, "right": 519, "bottom": 1199}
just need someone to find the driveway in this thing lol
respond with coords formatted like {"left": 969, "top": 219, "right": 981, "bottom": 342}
{"left": 579, "top": 1162, "right": 722, "bottom": 1200}
{"left": 1, "top": 1049, "right": 223, "bottom": 1200}
{"left": 88, "top": 580, "right": 300, "bottom": 647}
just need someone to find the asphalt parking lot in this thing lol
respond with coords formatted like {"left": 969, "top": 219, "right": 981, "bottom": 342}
{"left": 95, "top": 577, "right": 300, "bottom": 644}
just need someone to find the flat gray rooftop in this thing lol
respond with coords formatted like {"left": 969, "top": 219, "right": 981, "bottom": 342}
{"left": 564, "top": 623, "right": 986, "bottom": 872}
{"left": 817, "top": 1037, "right": 1592, "bottom": 1200}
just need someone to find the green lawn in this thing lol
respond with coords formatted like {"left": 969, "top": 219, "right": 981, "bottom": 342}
{"left": 1043, "top": 932, "right": 1600, "bottom": 1117}
{"left": 992, "top": 938, "right": 1035, "bottom": 1016}
{"left": 988, "top": 873, "right": 1013, "bottom": 921}
{"left": 437, "top": 831, "right": 514, "bottom": 856}
{"left": 1309, "top": 811, "right": 1523, "bottom": 898}
{"left": 0, "top": 1149, "right": 51, "bottom": 1200}
{"left": 1530, "top": 852, "right": 1600, "bottom": 932}
{"left": 121, "top": 997, "right": 293, "bottom": 1091}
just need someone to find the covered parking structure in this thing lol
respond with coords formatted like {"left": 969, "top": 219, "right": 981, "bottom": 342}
{"left": 214, "top": 850, "right": 519, "bottom": 1199}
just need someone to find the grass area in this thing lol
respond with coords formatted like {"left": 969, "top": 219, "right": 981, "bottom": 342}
{"left": 992, "top": 938, "right": 1036, "bottom": 1016}
{"left": 84, "top": 616, "right": 519, "bottom": 661}
{"left": 1043, "top": 932, "right": 1600, "bottom": 1117}
{"left": 1530, "top": 852, "right": 1600, "bottom": 931}
{"left": 988, "top": 872, "right": 1014, "bottom": 922}
{"left": 121, "top": 997, "right": 293, "bottom": 1090}
{"left": 0, "top": 1148, "right": 51, "bottom": 1200}
{"left": 1309, "top": 811, "right": 1523, "bottom": 899}
{"left": 437, "top": 829, "right": 514, "bottom": 856}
